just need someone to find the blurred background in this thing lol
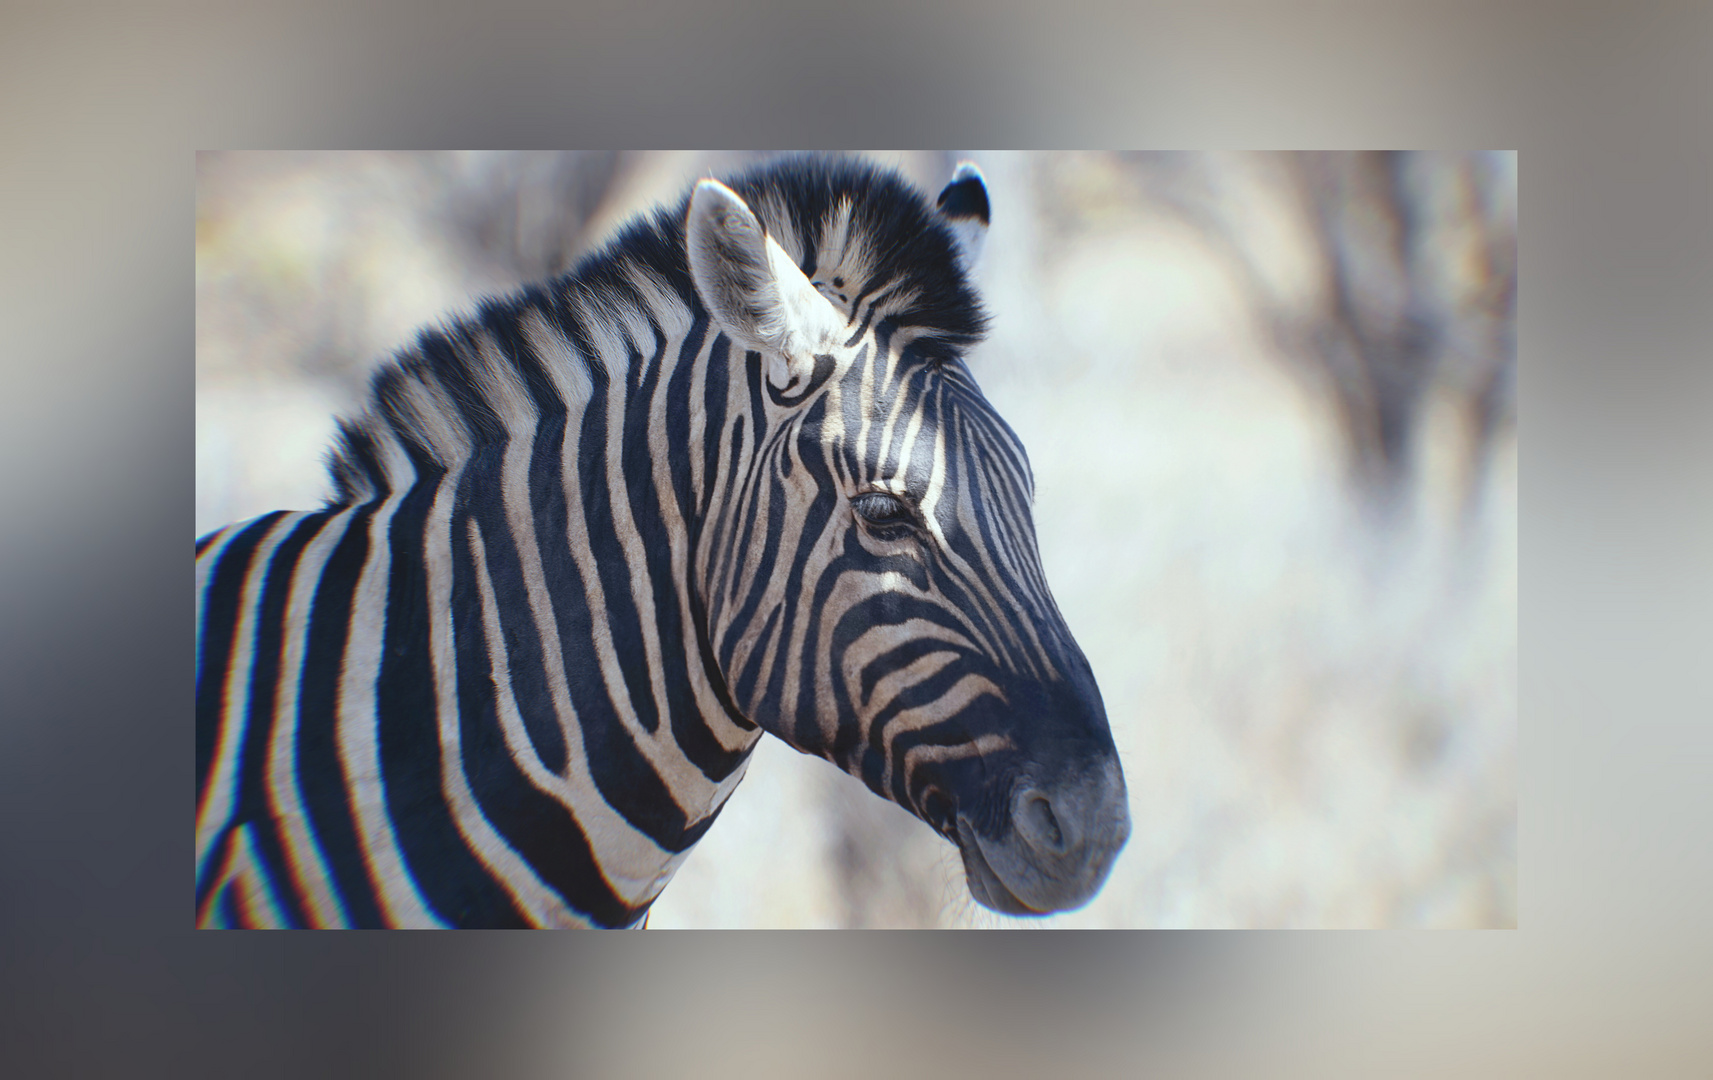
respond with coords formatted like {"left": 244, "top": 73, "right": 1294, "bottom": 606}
{"left": 196, "top": 150, "right": 1516, "bottom": 928}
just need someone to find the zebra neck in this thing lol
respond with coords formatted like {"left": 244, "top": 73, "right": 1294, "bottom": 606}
{"left": 309, "top": 282, "right": 775, "bottom": 921}
{"left": 426, "top": 303, "right": 763, "bottom": 908}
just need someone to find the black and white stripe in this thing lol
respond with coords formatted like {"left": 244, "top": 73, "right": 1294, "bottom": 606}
{"left": 196, "top": 156, "right": 1130, "bottom": 928}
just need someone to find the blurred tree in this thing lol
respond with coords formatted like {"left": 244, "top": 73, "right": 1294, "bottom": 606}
{"left": 432, "top": 151, "right": 626, "bottom": 281}
{"left": 1123, "top": 151, "right": 1516, "bottom": 520}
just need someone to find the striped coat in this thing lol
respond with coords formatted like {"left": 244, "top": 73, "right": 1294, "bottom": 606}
{"left": 196, "top": 157, "right": 1129, "bottom": 927}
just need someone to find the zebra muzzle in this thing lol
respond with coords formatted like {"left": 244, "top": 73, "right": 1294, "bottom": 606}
{"left": 954, "top": 756, "right": 1131, "bottom": 916}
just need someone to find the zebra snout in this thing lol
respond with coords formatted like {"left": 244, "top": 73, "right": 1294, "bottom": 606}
{"left": 1011, "top": 757, "right": 1130, "bottom": 867}
{"left": 957, "top": 756, "right": 1131, "bottom": 916}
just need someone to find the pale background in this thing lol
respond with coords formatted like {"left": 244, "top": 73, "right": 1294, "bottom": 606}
{"left": 196, "top": 151, "right": 1516, "bottom": 928}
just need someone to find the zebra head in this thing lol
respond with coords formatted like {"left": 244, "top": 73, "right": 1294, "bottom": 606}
{"left": 684, "top": 161, "right": 1130, "bottom": 916}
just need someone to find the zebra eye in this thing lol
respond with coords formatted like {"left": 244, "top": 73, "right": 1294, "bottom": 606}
{"left": 851, "top": 492, "right": 911, "bottom": 525}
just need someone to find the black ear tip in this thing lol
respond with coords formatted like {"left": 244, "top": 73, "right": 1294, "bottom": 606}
{"left": 937, "top": 176, "right": 991, "bottom": 226}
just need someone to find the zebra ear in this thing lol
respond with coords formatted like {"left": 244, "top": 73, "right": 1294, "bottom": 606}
{"left": 686, "top": 179, "right": 845, "bottom": 391}
{"left": 936, "top": 161, "right": 990, "bottom": 275}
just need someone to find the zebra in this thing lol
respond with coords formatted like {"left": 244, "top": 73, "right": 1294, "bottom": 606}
{"left": 196, "top": 156, "right": 1131, "bottom": 928}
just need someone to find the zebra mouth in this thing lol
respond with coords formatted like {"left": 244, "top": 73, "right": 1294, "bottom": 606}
{"left": 955, "top": 816, "right": 1044, "bottom": 916}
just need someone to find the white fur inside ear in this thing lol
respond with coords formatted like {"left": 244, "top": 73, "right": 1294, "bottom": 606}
{"left": 687, "top": 178, "right": 846, "bottom": 391}
{"left": 763, "top": 236, "right": 846, "bottom": 359}
{"left": 686, "top": 180, "right": 781, "bottom": 348}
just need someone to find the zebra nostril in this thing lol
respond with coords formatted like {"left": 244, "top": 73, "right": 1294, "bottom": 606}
{"left": 1017, "top": 790, "right": 1068, "bottom": 854}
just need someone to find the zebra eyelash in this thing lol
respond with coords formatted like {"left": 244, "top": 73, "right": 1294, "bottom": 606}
{"left": 850, "top": 491, "right": 913, "bottom": 527}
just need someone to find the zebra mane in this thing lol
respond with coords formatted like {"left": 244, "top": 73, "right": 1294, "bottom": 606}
{"left": 326, "top": 155, "right": 989, "bottom": 506}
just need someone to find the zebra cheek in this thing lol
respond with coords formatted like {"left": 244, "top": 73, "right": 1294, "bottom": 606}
{"left": 897, "top": 555, "right": 931, "bottom": 594}
{"left": 854, "top": 533, "right": 931, "bottom": 595}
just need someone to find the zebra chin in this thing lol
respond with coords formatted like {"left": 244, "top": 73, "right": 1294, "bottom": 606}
{"left": 951, "top": 756, "right": 1131, "bottom": 916}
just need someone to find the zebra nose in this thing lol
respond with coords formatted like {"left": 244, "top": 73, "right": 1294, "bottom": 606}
{"left": 955, "top": 754, "right": 1130, "bottom": 915}
{"left": 1010, "top": 757, "right": 1130, "bottom": 865}
{"left": 1014, "top": 788, "right": 1074, "bottom": 855}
